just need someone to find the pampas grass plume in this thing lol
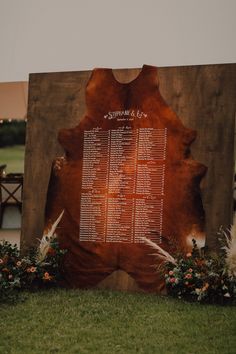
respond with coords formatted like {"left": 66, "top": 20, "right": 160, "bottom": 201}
{"left": 142, "top": 237, "right": 177, "bottom": 265}
{"left": 37, "top": 210, "right": 64, "bottom": 263}
{"left": 222, "top": 215, "right": 236, "bottom": 277}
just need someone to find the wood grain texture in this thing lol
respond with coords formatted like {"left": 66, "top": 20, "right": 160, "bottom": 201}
{"left": 21, "top": 64, "right": 236, "bottom": 254}
{"left": 158, "top": 64, "right": 236, "bottom": 248}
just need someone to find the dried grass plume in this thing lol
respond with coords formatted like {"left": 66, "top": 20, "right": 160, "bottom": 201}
{"left": 37, "top": 211, "right": 64, "bottom": 263}
{"left": 142, "top": 237, "right": 177, "bottom": 265}
{"left": 222, "top": 215, "right": 236, "bottom": 277}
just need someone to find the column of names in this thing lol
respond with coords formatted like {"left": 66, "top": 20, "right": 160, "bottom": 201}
{"left": 79, "top": 127, "right": 167, "bottom": 243}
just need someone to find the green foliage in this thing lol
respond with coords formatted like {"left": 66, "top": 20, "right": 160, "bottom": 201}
{"left": 165, "top": 239, "right": 236, "bottom": 304}
{"left": 0, "top": 121, "right": 26, "bottom": 147}
{"left": 0, "top": 240, "right": 66, "bottom": 303}
{"left": 0, "top": 241, "right": 22, "bottom": 302}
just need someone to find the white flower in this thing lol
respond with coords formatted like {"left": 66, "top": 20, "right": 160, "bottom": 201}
{"left": 195, "top": 288, "right": 201, "bottom": 295}
{"left": 223, "top": 292, "right": 231, "bottom": 298}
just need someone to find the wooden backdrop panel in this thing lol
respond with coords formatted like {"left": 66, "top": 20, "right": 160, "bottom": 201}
{"left": 22, "top": 64, "right": 236, "bottom": 252}
{"left": 158, "top": 64, "right": 236, "bottom": 248}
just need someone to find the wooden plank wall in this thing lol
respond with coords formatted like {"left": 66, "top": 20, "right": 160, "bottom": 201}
{"left": 21, "top": 64, "right": 236, "bottom": 251}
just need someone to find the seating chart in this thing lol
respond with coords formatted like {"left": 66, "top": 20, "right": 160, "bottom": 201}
{"left": 79, "top": 126, "right": 167, "bottom": 244}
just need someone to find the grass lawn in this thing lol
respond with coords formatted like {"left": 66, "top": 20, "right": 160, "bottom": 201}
{"left": 0, "top": 289, "right": 235, "bottom": 354}
{"left": 0, "top": 145, "right": 25, "bottom": 173}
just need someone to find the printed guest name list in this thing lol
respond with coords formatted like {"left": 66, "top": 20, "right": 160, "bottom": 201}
{"left": 79, "top": 126, "right": 167, "bottom": 244}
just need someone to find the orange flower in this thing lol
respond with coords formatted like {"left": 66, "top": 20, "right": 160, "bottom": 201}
{"left": 47, "top": 247, "right": 56, "bottom": 256}
{"left": 16, "top": 261, "right": 22, "bottom": 267}
{"left": 25, "top": 266, "right": 36, "bottom": 273}
{"left": 202, "top": 283, "right": 209, "bottom": 291}
{"left": 3, "top": 255, "right": 9, "bottom": 263}
{"left": 2, "top": 267, "right": 9, "bottom": 273}
{"left": 186, "top": 253, "right": 192, "bottom": 258}
{"left": 195, "top": 259, "right": 205, "bottom": 267}
{"left": 43, "top": 272, "right": 52, "bottom": 281}
{"left": 30, "top": 266, "right": 37, "bottom": 273}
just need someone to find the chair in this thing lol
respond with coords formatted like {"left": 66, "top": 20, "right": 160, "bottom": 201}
{"left": 0, "top": 173, "right": 23, "bottom": 227}
{"left": 0, "top": 164, "right": 7, "bottom": 177}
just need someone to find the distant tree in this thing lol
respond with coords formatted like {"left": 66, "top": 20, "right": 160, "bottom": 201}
{"left": 0, "top": 121, "right": 26, "bottom": 147}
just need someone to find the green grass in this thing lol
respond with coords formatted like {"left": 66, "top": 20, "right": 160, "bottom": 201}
{"left": 0, "top": 289, "right": 235, "bottom": 354}
{"left": 0, "top": 145, "right": 25, "bottom": 173}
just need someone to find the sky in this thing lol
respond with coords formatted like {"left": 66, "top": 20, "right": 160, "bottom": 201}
{"left": 0, "top": 0, "right": 236, "bottom": 82}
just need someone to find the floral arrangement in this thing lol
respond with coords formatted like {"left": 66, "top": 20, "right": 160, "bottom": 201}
{"left": 144, "top": 222, "right": 236, "bottom": 304}
{"left": 164, "top": 239, "right": 236, "bottom": 304}
{"left": 0, "top": 212, "right": 66, "bottom": 302}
